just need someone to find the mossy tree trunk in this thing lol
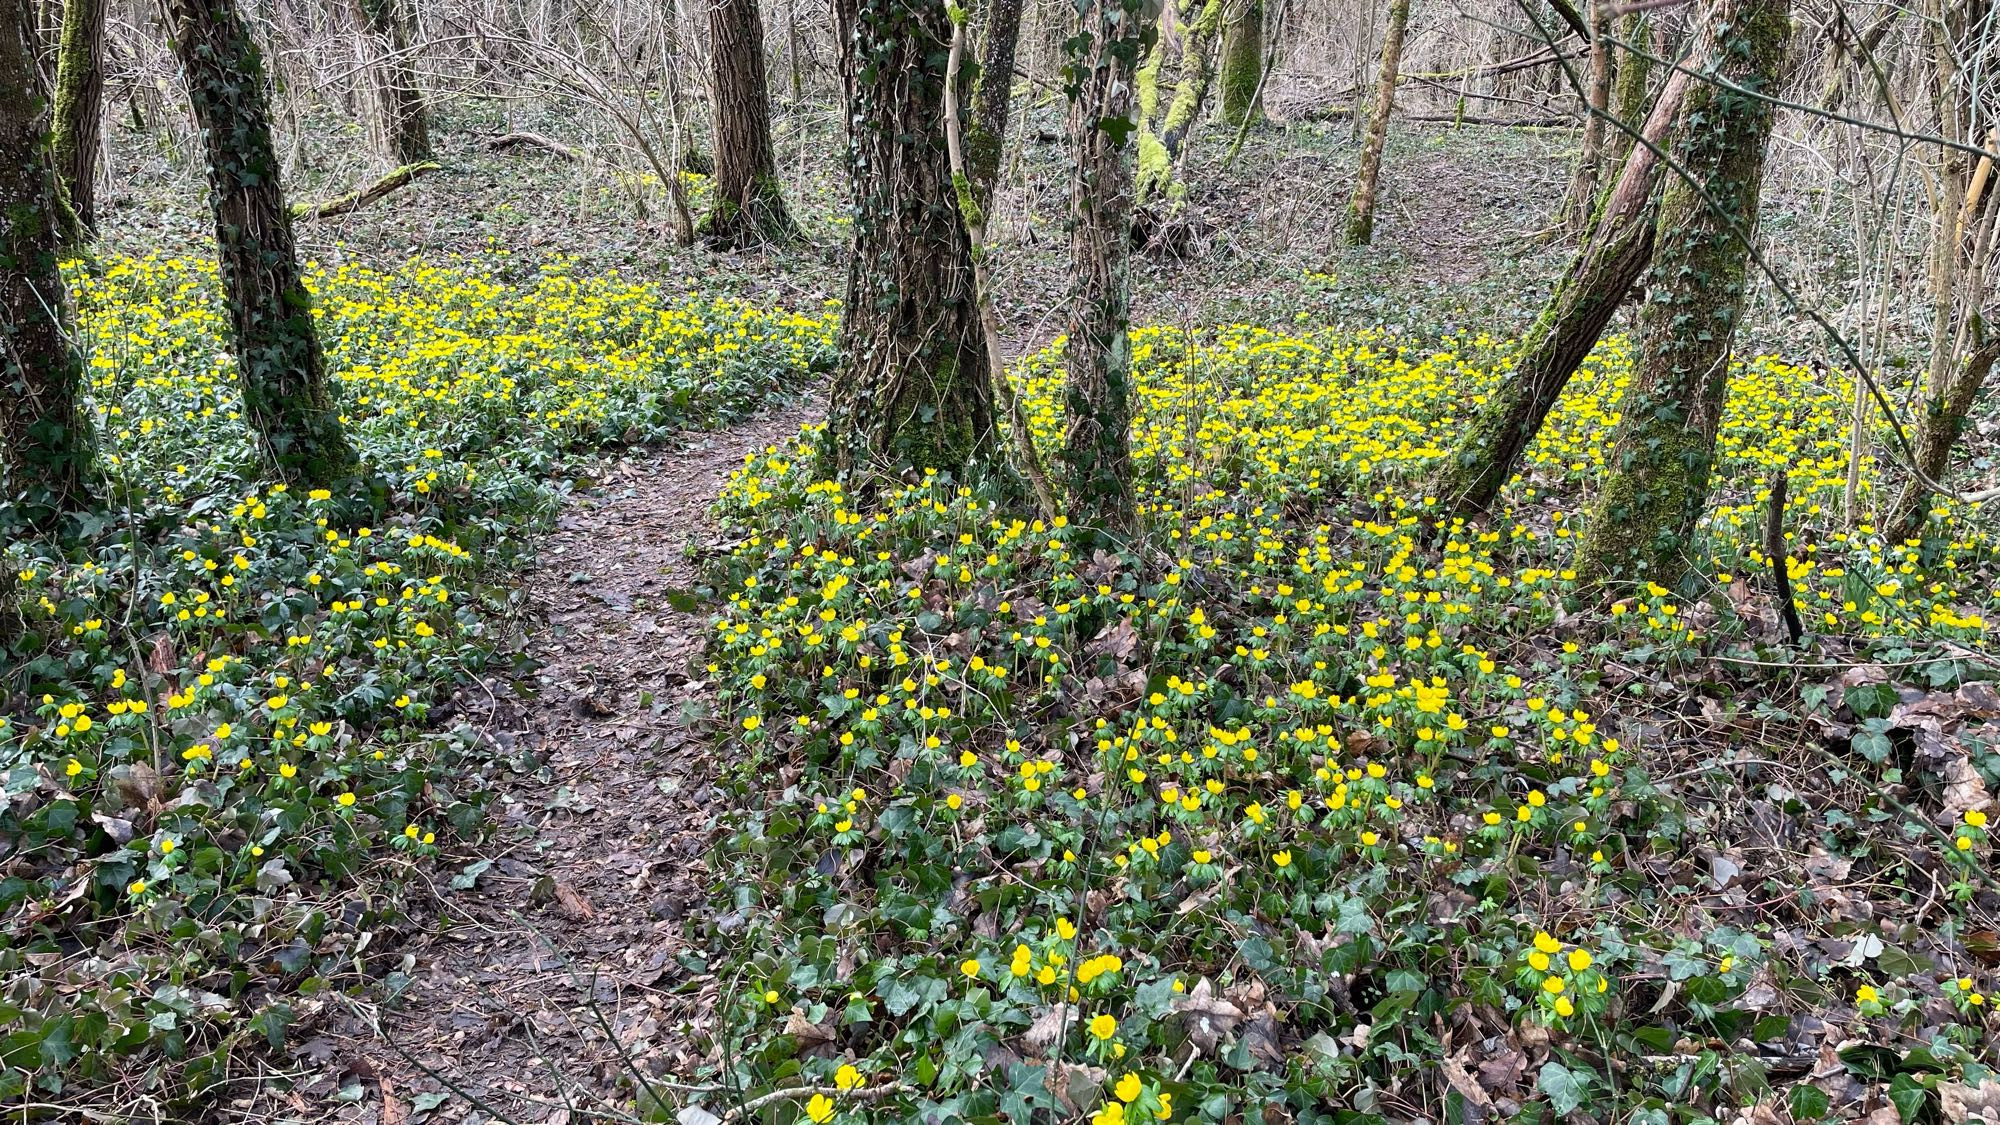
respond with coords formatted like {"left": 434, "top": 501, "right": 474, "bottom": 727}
{"left": 1575, "top": 0, "right": 1790, "bottom": 588}
{"left": 170, "top": 0, "right": 357, "bottom": 486}
{"left": 704, "top": 0, "right": 796, "bottom": 247}
{"left": 1436, "top": 70, "right": 1688, "bottom": 515}
{"left": 1137, "top": 0, "right": 1222, "bottom": 207}
{"left": 1607, "top": 11, "right": 1650, "bottom": 164}
{"left": 2, "top": 0, "right": 94, "bottom": 521}
{"left": 1217, "top": 0, "right": 1261, "bottom": 126}
{"left": 351, "top": 0, "right": 430, "bottom": 167}
{"left": 50, "top": 0, "right": 105, "bottom": 244}
{"left": 1063, "top": 0, "right": 1153, "bottom": 534}
{"left": 963, "top": 0, "right": 1024, "bottom": 221}
{"left": 820, "top": 0, "right": 1000, "bottom": 485}
{"left": 1343, "top": 0, "right": 1408, "bottom": 246}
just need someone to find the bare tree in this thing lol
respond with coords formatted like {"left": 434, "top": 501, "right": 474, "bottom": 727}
{"left": 1218, "top": 0, "right": 1260, "bottom": 126}
{"left": 50, "top": 0, "right": 106, "bottom": 242}
{"left": 963, "top": 0, "right": 1025, "bottom": 220}
{"left": 704, "top": 0, "right": 797, "bottom": 246}
{"left": 351, "top": 0, "right": 431, "bottom": 166}
{"left": 1344, "top": 0, "right": 1408, "bottom": 245}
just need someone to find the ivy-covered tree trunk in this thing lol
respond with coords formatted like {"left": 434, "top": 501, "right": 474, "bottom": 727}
{"left": 1137, "top": 0, "right": 1222, "bottom": 207}
{"left": 704, "top": 0, "right": 796, "bottom": 246}
{"left": 1575, "top": 0, "right": 1790, "bottom": 588}
{"left": 1435, "top": 70, "right": 1688, "bottom": 515}
{"left": 820, "top": 0, "right": 999, "bottom": 484}
{"left": 1344, "top": 0, "right": 1408, "bottom": 246}
{"left": 1063, "top": 0, "right": 1152, "bottom": 533}
{"left": 351, "top": 0, "right": 430, "bottom": 167}
{"left": 2, "top": 0, "right": 93, "bottom": 520}
{"left": 963, "top": 0, "right": 1024, "bottom": 221}
{"left": 1217, "top": 0, "right": 1261, "bottom": 126}
{"left": 50, "top": 0, "right": 106, "bottom": 243}
{"left": 170, "top": 0, "right": 358, "bottom": 485}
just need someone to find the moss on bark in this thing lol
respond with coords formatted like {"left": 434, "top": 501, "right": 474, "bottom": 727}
{"left": 1218, "top": 0, "right": 1262, "bottom": 127}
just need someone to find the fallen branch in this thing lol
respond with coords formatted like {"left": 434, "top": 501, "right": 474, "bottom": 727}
{"left": 485, "top": 131, "right": 584, "bottom": 162}
{"left": 292, "top": 162, "right": 439, "bottom": 221}
{"left": 1765, "top": 470, "right": 1803, "bottom": 645}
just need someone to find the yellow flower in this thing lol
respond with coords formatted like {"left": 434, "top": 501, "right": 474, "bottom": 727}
{"left": 834, "top": 1064, "right": 863, "bottom": 1091}
{"left": 960, "top": 959, "right": 981, "bottom": 979}
{"left": 742, "top": 715, "right": 762, "bottom": 731}
{"left": 1116, "top": 1073, "right": 1142, "bottom": 1103}
{"left": 1967, "top": 809, "right": 1989, "bottom": 828}
{"left": 1089, "top": 1014, "right": 1118, "bottom": 1039}
{"left": 1567, "top": 949, "right": 1592, "bottom": 972}
{"left": 337, "top": 792, "right": 357, "bottom": 807}
{"left": 1273, "top": 849, "right": 1292, "bottom": 868}
{"left": 805, "top": 1092, "right": 836, "bottom": 1123}
{"left": 1543, "top": 976, "right": 1566, "bottom": 994}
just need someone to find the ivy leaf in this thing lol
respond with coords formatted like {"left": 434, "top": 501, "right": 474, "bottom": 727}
{"left": 1538, "top": 1060, "right": 1587, "bottom": 1117}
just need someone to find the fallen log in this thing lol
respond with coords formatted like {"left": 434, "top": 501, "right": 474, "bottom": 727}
{"left": 291, "top": 161, "right": 440, "bottom": 221}
{"left": 485, "top": 131, "right": 583, "bottom": 162}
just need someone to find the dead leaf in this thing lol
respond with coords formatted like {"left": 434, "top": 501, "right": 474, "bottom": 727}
{"left": 1172, "top": 978, "right": 1245, "bottom": 1053}
{"left": 1941, "top": 1078, "right": 2000, "bottom": 1124}
{"left": 554, "top": 882, "right": 596, "bottom": 921}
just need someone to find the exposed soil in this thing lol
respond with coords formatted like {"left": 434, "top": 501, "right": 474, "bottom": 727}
{"left": 240, "top": 396, "right": 823, "bottom": 1125}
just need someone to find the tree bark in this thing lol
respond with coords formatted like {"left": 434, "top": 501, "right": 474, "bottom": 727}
{"left": 1063, "top": 0, "right": 1152, "bottom": 533}
{"left": 50, "top": 0, "right": 106, "bottom": 243}
{"left": 704, "top": 0, "right": 796, "bottom": 247}
{"left": 1436, "top": 70, "right": 1689, "bottom": 515}
{"left": 1566, "top": 0, "right": 1612, "bottom": 231}
{"left": 1607, "top": 11, "right": 1650, "bottom": 164}
{"left": 169, "top": 0, "right": 357, "bottom": 485}
{"left": 351, "top": 0, "right": 430, "bottom": 167}
{"left": 963, "top": 0, "right": 1024, "bottom": 222}
{"left": 1218, "top": 0, "right": 1261, "bottom": 126}
{"left": 820, "top": 0, "right": 1000, "bottom": 485}
{"left": 2, "top": 0, "right": 93, "bottom": 520}
{"left": 1344, "top": 0, "right": 1408, "bottom": 246}
{"left": 1575, "top": 0, "right": 1790, "bottom": 588}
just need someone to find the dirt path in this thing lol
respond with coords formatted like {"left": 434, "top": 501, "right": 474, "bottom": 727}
{"left": 258, "top": 397, "right": 820, "bottom": 1125}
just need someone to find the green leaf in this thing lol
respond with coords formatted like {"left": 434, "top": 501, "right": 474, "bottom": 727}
{"left": 1789, "top": 1084, "right": 1831, "bottom": 1121}
{"left": 1538, "top": 1060, "right": 1586, "bottom": 1116}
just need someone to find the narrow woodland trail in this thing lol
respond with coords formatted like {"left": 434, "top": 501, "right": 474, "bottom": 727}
{"left": 266, "top": 396, "right": 823, "bottom": 1125}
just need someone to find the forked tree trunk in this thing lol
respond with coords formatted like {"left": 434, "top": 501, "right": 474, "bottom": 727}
{"left": 1064, "top": 0, "right": 1152, "bottom": 533}
{"left": 704, "top": 0, "right": 796, "bottom": 246}
{"left": 2, "top": 0, "right": 93, "bottom": 519}
{"left": 51, "top": 0, "right": 106, "bottom": 243}
{"left": 1435, "top": 70, "right": 1689, "bottom": 515}
{"left": 169, "top": 0, "right": 357, "bottom": 485}
{"left": 351, "top": 0, "right": 430, "bottom": 167}
{"left": 1576, "top": 0, "right": 1790, "bottom": 587}
{"left": 1344, "top": 0, "right": 1409, "bottom": 246}
{"left": 963, "top": 0, "right": 1024, "bottom": 221}
{"left": 1218, "top": 0, "right": 1261, "bottom": 126}
{"left": 820, "top": 0, "right": 999, "bottom": 483}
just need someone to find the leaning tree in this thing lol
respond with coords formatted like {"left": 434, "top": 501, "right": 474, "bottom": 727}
{"left": 170, "top": 0, "right": 357, "bottom": 485}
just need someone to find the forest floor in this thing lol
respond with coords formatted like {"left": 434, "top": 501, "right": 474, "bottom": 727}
{"left": 232, "top": 396, "right": 824, "bottom": 1124}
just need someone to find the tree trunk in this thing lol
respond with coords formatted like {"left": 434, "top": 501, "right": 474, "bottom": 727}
{"left": 1218, "top": 0, "right": 1261, "bottom": 127}
{"left": 820, "top": 0, "right": 1000, "bottom": 484}
{"left": 1138, "top": 0, "right": 1222, "bottom": 206}
{"left": 1885, "top": 342, "right": 1999, "bottom": 542}
{"left": 50, "top": 0, "right": 105, "bottom": 243}
{"left": 704, "top": 0, "right": 796, "bottom": 246}
{"left": 1565, "top": 0, "right": 1612, "bottom": 231}
{"left": 963, "top": 0, "right": 1024, "bottom": 222}
{"left": 1063, "top": 0, "right": 1152, "bottom": 533}
{"left": 351, "top": 0, "right": 430, "bottom": 167}
{"left": 1344, "top": 0, "right": 1408, "bottom": 246}
{"left": 1607, "top": 11, "right": 1650, "bottom": 163}
{"left": 2, "top": 0, "right": 93, "bottom": 520}
{"left": 1575, "top": 0, "right": 1790, "bottom": 588}
{"left": 169, "top": 0, "right": 357, "bottom": 485}
{"left": 1436, "top": 70, "right": 1689, "bottom": 515}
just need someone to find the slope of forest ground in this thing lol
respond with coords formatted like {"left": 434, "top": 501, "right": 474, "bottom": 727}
{"left": 4, "top": 100, "right": 1998, "bottom": 1125}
